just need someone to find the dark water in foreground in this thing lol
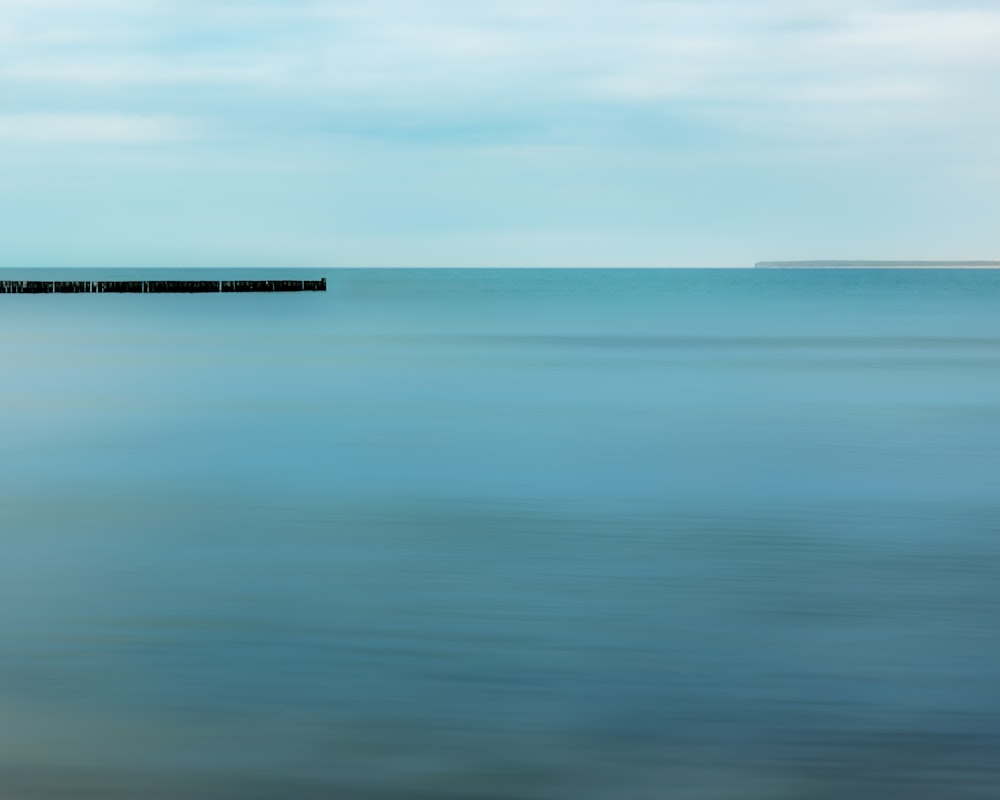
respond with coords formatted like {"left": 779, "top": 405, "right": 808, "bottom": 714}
{"left": 3, "top": 268, "right": 1000, "bottom": 799}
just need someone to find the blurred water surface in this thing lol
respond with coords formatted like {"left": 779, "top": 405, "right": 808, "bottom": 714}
{"left": 2, "top": 268, "right": 1000, "bottom": 799}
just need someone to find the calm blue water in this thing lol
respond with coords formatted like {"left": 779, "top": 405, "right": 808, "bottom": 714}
{"left": 3, "top": 268, "right": 1000, "bottom": 799}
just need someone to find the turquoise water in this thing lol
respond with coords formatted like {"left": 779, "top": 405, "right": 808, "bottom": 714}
{"left": 3, "top": 268, "right": 1000, "bottom": 798}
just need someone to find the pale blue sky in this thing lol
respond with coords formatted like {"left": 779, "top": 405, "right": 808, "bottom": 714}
{"left": 1, "top": 0, "right": 999, "bottom": 267}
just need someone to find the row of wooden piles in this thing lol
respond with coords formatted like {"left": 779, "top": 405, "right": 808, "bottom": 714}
{"left": 0, "top": 279, "right": 327, "bottom": 293}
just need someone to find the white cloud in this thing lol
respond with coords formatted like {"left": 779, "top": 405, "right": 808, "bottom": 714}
{"left": 2, "top": 0, "right": 998, "bottom": 118}
{"left": 0, "top": 113, "right": 198, "bottom": 144}
{"left": 0, "top": 60, "right": 283, "bottom": 86}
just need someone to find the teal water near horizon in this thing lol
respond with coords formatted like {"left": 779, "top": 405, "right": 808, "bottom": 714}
{"left": 3, "top": 269, "right": 1000, "bottom": 799}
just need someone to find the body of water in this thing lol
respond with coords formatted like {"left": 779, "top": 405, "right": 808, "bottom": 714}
{"left": 3, "top": 268, "right": 1000, "bottom": 799}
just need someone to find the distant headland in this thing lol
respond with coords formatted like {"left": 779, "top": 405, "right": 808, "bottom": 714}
{"left": 755, "top": 261, "right": 1000, "bottom": 269}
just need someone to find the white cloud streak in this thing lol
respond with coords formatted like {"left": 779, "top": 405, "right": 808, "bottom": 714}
{"left": 0, "top": 113, "right": 197, "bottom": 144}
{"left": 1, "top": 0, "right": 1000, "bottom": 268}
{"left": 0, "top": 0, "right": 997, "bottom": 152}
{"left": 3, "top": 2, "right": 998, "bottom": 93}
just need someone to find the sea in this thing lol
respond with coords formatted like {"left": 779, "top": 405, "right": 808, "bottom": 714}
{"left": 2, "top": 268, "right": 1000, "bottom": 799}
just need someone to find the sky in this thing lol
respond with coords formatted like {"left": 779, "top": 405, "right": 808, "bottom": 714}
{"left": 1, "top": 0, "right": 999, "bottom": 267}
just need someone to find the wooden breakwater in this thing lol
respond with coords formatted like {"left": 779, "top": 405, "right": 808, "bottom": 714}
{"left": 0, "top": 278, "right": 326, "bottom": 294}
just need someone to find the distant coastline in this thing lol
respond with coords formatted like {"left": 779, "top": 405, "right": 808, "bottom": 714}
{"left": 755, "top": 261, "right": 1000, "bottom": 269}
